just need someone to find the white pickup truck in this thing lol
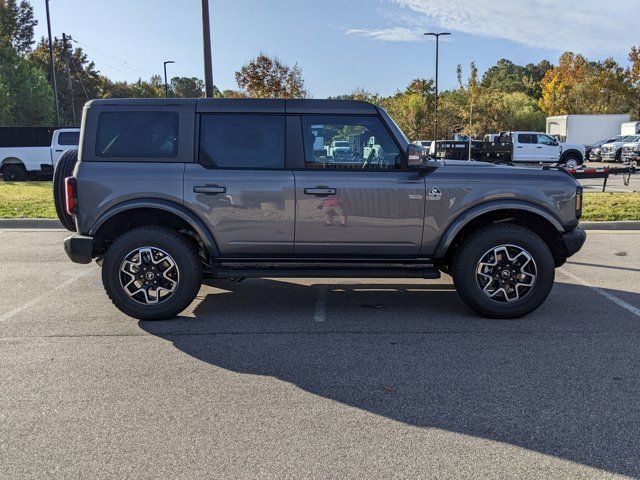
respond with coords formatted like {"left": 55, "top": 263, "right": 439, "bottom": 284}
{"left": 0, "top": 128, "right": 79, "bottom": 181}
{"left": 488, "top": 132, "right": 585, "bottom": 168}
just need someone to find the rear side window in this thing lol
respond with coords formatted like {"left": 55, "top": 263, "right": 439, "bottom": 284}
{"left": 58, "top": 131, "right": 79, "bottom": 146}
{"left": 199, "top": 114, "right": 285, "bottom": 169}
{"left": 95, "top": 111, "right": 179, "bottom": 158}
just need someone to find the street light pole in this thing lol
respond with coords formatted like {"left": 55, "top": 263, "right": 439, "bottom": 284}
{"left": 424, "top": 32, "right": 451, "bottom": 155}
{"left": 163, "top": 60, "right": 175, "bottom": 98}
{"left": 200, "top": 0, "right": 214, "bottom": 97}
{"left": 45, "top": 0, "right": 60, "bottom": 125}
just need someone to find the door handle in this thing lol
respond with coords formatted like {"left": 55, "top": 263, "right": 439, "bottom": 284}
{"left": 536, "top": 146, "right": 543, "bottom": 149}
{"left": 55, "top": 149, "right": 63, "bottom": 152}
{"left": 516, "top": 146, "right": 523, "bottom": 149}
{"left": 304, "top": 187, "right": 336, "bottom": 196}
{"left": 193, "top": 185, "right": 226, "bottom": 195}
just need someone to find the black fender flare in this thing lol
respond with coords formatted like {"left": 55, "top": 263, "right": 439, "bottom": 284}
{"left": 434, "top": 200, "right": 565, "bottom": 259}
{"left": 89, "top": 198, "right": 220, "bottom": 257}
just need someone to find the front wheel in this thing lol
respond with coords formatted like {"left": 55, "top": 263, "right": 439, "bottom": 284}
{"left": 452, "top": 224, "right": 555, "bottom": 319}
{"left": 561, "top": 154, "right": 581, "bottom": 169}
{"left": 102, "top": 226, "right": 203, "bottom": 320}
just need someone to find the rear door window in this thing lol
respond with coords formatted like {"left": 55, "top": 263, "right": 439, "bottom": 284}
{"left": 199, "top": 114, "right": 285, "bottom": 169}
{"left": 95, "top": 111, "right": 179, "bottom": 158}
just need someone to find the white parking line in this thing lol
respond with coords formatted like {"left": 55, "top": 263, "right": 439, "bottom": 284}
{"left": 559, "top": 268, "right": 640, "bottom": 318}
{"left": 313, "top": 284, "right": 327, "bottom": 322}
{"left": 0, "top": 268, "right": 95, "bottom": 323}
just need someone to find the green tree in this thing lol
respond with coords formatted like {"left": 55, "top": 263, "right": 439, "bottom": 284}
{"left": 170, "top": 76, "right": 204, "bottom": 98}
{"left": 99, "top": 75, "right": 164, "bottom": 99}
{"left": 0, "top": 0, "right": 36, "bottom": 54}
{"left": 380, "top": 79, "right": 435, "bottom": 140}
{"left": 0, "top": 44, "right": 53, "bottom": 125}
{"left": 29, "top": 36, "right": 101, "bottom": 125}
{"left": 235, "top": 54, "right": 306, "bottom": 98}
{"left": 627, "top": 46, "right": 640, "bottom": 119}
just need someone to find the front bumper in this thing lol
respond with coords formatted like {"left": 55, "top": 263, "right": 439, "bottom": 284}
{"left": 64, "top": 234, "right": 94, "bottom": 264}
{"left": 560, "top": 227, "right": 586, "bottom": 258}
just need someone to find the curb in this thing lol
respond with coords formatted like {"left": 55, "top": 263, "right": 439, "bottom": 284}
{"left": 581, "top": 221, "right": 640, "bottom": 231}
{"left": 0, "top": 219, "right": 63, "bottom": 229}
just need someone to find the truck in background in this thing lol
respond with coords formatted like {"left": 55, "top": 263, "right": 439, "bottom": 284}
{"left": 0, "top": 127, "right": 79, "bottom": 181}
{"left": 546, "top": 114, "right": 630, "bottom": 145}
{"left": 621, "top": 121, "right": 640, "bottom": 136}
{"left": 436, "top": 131, "right": 584, "bottom": 168}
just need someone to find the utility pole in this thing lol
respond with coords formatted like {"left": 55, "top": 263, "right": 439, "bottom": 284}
{"left": 200, "top": 0, "right": 214, "bottom": 97}
{"left": 424, "top": 32, "right": 451, "bottom": 156}
{"left": 45, "top": 0, "right": 60, "bottom": 125}
{"left": 163, "top": 61, "right": 175, "bottom": 98}
{"left": 62, "top": 33, "right": 76, "bottom": 126}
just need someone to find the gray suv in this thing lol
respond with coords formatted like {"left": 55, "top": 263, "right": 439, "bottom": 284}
{"left": 57, "top": 98, "right": 585, "bottom": 320}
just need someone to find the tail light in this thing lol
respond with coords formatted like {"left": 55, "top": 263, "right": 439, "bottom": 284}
{"left": 575, "top": 186, "right": 583, "bottom": 220}
{"left": 65, "top": 177, "right": 77, "bottom": 215}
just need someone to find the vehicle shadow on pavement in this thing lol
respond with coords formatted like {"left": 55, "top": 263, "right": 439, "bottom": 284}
{"left": 139, "top": 279, "right": 640, "bottom": 477}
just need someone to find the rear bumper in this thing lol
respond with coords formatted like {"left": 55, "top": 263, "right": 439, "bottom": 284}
{"left": 64, "top": 234, "right": 94, "bottom": 264}
{"left": 560, "top": 227, "right": 586, "bottom": 258}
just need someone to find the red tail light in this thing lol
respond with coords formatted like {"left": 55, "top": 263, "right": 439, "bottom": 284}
{"left": 64, "top": 177, "right": 77, "bottom": 215}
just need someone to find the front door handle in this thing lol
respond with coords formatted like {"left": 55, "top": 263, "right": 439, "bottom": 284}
{"left": 193, "top": 185, "right": 226, "bottom": 195}
{"left": 536, "top": 146, "right": 543, "bottom": 149}
{"left": 304, "top": 187, "right": 337, "bottom": 196}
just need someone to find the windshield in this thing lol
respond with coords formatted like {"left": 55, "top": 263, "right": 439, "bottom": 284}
{"left": 334, "top": 141, "right": 349, "bottom": 147}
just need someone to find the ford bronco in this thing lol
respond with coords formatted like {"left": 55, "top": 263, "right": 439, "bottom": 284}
{"left": 57, "top": 98, "right": 585, "bottom": 320}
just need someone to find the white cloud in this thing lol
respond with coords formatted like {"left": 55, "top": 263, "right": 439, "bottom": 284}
{"left": 350, "top": 0, "right": 636, "bottom": 55}
{"left": 345, "top": 27, "right": 422, "bottom": 42}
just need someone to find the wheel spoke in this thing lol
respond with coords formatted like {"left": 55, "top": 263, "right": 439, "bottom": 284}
{"left": 119, "top": 246, "right": 180, "bottom": 306}
{"left": 475, "top": 244, "right": 537, "bottom": 304}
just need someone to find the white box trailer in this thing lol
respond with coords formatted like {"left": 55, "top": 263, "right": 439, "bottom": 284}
{"left": 546, "top": 114, "right": 630, "bottom": 145}
{"left": 621, "top": 121, "right": 640, "bottom": 136}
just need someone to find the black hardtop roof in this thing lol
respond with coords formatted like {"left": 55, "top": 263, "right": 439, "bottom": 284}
{"left": 85, "top": 98, "right": 378, "bottom": 115}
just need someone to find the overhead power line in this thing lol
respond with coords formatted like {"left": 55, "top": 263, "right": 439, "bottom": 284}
{"left": 69, "top": 37, "right": 157, "bottom": 79}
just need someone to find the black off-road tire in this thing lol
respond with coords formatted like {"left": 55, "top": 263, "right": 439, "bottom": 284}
{"left": 452, "top": 224, "right": 555, "bottom": 319}
{"left": 102, "top": 226, "right": 203, "bottom": 320}
{"left": 2, "top": 163, "right": 27, "bottom": 181}
{"left": 53, "top": 149, "right": 79, "bottom": 231}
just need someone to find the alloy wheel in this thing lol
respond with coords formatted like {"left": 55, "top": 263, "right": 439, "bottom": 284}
{"left": 119, "top": 246, "right": 180, "bottom": 305}
{"left": 475, "top": 244, "right": 537, "bottom": 303}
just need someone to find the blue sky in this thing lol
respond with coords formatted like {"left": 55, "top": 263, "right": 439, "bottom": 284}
{"left": 32, "top": 0, "right": 637, "bottom": 98}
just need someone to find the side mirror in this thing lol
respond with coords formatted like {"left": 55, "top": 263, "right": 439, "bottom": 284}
{"left": 407, "top": 143, "right": 430, "bottom": 167}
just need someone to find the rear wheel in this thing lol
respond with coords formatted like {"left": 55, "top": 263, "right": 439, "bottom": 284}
{"left": 452, "top": 224, "right": 555, "bottom": 319}
{"left": 102, "top": 226, "right": 203, "bottom": 320}
{"left": 53, "top": 149, "right": 79, "bottom": 231}
{"left": 2, "top": 164, "right": 27, "bottom": 181}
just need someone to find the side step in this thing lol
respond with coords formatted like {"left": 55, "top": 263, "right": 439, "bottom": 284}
{"left": 206, "top": 260, "right": 441, "bottom": 280}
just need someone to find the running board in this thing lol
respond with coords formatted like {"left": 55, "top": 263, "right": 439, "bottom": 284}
{"left": 206, "top": 261, "right": 441, "bottom": 279}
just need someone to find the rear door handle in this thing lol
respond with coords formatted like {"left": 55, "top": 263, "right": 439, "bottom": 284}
{"left": 304, "top": 187, "right": 336, "bottom": 196}
{"left": 55, "top": 149, "right": 63, "bottom": 152}
{"left": 536, "top": 146, "right": 543, "bottom": 149}
{"left": 193, "top": 185, "right": 226, "bottom": 195}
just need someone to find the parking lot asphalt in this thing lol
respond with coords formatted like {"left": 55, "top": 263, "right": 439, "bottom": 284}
{"left": 1, "top": 229, "right": 639, "bottom": 479}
